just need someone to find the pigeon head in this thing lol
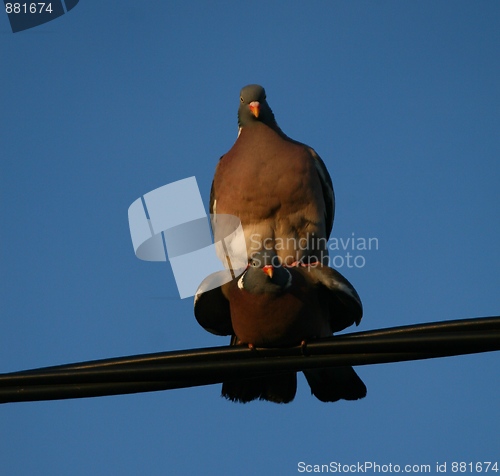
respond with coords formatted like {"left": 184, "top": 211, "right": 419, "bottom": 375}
{"left": 238, "top": 250, "right": 291, "bottom": 294}
{"left": 238, "top": 84, "right": 277, "bottom": 128}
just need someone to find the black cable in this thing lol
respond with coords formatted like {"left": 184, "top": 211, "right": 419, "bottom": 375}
{"left": 1, "top": 316, "right": 498, "bottom": 404}
{"left": 8, "top": 316, "right": 500, "bottom": 374}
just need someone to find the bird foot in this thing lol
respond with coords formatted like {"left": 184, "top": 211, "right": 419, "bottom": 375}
{"left": 288, "top": 260, "right": 320, "bottom": 268}
{"left": 247, "top": 343, "right": 256, "bottom": 351}
{"left": 300, "top": 340, "right": 308, "bottom": 356}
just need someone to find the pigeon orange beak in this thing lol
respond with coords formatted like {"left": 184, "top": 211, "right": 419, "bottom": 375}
{"left": 263, "top": 265, "right": 273, "bottom": 279}
{"left": 249, "top": 101, "right": 260, "bottom": 118}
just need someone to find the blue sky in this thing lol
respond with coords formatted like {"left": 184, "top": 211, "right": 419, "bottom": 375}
{"left": 1, "top": 2, "right": 499, "bottom": 475}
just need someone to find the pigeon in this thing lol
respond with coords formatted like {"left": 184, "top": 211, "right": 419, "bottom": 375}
{"left": 195, "top": 251, "right": 366, "bottom": 403}
{"left": 210, "top": 84, "right": 334, "bottom": 266}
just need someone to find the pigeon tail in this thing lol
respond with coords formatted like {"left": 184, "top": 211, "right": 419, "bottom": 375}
{"left": 222, "top": 372, "right": 297, "bottom": 404}
{"left": 303, "top": 366, "right": 367, "bottom": 402}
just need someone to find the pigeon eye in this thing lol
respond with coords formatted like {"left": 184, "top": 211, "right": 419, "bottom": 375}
{"left": 250, "top": 258, "right": 261, "bottom": 267}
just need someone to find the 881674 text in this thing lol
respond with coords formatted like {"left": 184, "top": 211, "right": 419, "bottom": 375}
{"left": 5, "top": 3, "right": 53, "bottom": 14}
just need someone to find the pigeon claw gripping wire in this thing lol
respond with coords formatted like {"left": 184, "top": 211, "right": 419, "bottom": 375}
{"left": 300, "top": 340, "right": 309, "bottom": 356}
{"left": 247, "top": 343, "right": 256, "bottom": 351}
{"left": 288, "top": 260, "right": 320, "bottom": 268}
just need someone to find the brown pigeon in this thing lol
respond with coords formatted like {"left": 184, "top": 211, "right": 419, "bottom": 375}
{"left": 210, "top": 84, "right": 334, "bottom": 266}
{"left": 194, "top": 84, "right": 365, "bottom": 403}
{"left": 195, "top": 250, "right": 366, "bottom": 403}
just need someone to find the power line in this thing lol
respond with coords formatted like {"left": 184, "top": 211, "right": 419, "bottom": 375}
{"left": 1, "top": 316, "right": 498, "bottom": 404}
